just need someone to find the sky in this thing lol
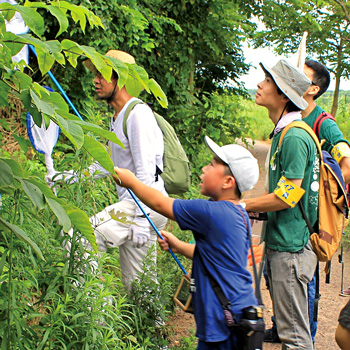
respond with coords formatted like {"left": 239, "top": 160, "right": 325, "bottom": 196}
{"left": 240, "top": 43, "right": 350, "bottom": 91}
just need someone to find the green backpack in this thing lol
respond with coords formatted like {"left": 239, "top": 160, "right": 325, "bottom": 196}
{"left": 123, "top": 100, "right": 191, "bottom": 194}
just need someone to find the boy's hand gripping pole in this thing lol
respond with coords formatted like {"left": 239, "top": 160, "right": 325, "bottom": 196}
{"left": 127, "top": 189, "right": 188, "bottom": 275}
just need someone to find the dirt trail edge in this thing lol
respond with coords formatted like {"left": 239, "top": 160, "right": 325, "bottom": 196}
{"left": 166, "top": 139, "right": 349, "bottom": 350}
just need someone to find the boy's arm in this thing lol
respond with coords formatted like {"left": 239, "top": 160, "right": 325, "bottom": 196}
{"left": 113, "top": 166, "right": 175, "bottom": 220}
{"left": 242, "top": 178, "right": 302, "bottom": 212}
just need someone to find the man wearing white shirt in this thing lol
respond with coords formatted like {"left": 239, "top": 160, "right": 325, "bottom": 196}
{"left": 84, "top": 50, "right": 167, "bottom": 291}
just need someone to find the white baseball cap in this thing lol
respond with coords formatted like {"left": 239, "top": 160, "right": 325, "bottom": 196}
{"left": 205, "top": 136, "right": 259, "bottom": 193}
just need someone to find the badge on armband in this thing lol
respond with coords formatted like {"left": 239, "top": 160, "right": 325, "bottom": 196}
{"left": 274, "top": 176, "right": 305, "bottom": 207}
{"left": 331, "top": 142, "right": 350, "bottom": 163}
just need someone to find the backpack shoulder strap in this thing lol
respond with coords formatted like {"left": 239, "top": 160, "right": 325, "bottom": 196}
{"left": 122, "top": 100, "right": 145, "bottom": 139}
{"left": 313, "top": 112, "right": 336, "bottom": 140}
{"left": 279, "top": 121, "right": 323, "bottom": 159}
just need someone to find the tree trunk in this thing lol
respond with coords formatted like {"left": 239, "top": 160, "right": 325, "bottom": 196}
{"left": 331, "top": 38, "right": 344, "bottom": 117}
{"left": 331, "top": 75, "right": 340, "bottom": 117}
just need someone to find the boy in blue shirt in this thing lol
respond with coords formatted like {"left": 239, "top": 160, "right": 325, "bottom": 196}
{"left": 113, "top": 136, "right": 260, "bottom": 349}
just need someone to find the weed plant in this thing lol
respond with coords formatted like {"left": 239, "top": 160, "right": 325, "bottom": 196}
{"left": 171, "top": 328, "right": 197, "bottom": 349}
{"left": 0, "top": 121, "right": 200, "bottom": 349}
{"left": 0, "top": 141, "right": 144, "bottom": 349}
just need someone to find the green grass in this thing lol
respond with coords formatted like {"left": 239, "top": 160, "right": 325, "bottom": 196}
{"left": 243, "top": 91, "right": 350, "bottom": 141}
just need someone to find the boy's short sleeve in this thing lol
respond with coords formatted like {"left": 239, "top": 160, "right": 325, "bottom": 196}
{"left": 173, "top": 199, "right": 210, "bottom": 233}
{"left": 339, "top": 300, "right": 350, "bottom": 330}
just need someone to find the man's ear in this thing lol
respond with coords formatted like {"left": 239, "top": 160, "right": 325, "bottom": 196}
{"left": 307, "top": 84, "right": 320, "bottom": 98}
{"left": 281, "top": 95, "right": 290, "bottom": 103}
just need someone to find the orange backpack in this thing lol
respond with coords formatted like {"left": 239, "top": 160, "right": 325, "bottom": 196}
{"left": 279, "top": 121, "right": 349, "bottom": 262}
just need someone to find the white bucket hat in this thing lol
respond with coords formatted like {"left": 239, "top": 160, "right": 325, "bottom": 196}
{"left": 204, "top": 136, "right": 259, "bottom": 193}
{"left": 259, "top": 59, "right": 311, "bottom": 110}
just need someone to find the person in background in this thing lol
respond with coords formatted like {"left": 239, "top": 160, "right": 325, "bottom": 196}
{"left": 82, "top": 50, "right": 168, "bottom": 292}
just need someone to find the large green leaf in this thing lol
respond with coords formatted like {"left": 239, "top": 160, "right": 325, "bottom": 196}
{"left": 27, "top": 178, "right": 66, "bottom": 205}
{"left": 61, "top": 40, "right": 84, "bottom": 67}
{"left": 20, "top": 89, "right": 33, "bottom": 111}
{"left": 74, "top": 121, "right": 124, "bottom": 147}
{"left": 1, "top": 3, "right": 45, "bottom": 37}
{"left": 83, "top": 135, "right": 114, "bottom": 173}
{"left": 58, "top": 1, "right": 86, "bottom": 32}
{"left": 32, "top": 86, "right": 69, "bottom": 113}
{"left": 0, "top": 11, "right": 6, "bottom": 33}
{"left": 18, "top": 178, "right": 45, "bottom": 210}
{"left": 62, "top": 205, "right": 97, "bottom": 252}
{"left": 0, "top": 81, "right": 11, "bottom": 107}
{"left": 55, "top": 115, "right": 84, "bottom": 149}
{"left": 30, "top": 87, "right": 55, "bottom": 116}
{"left": 45, "top": 196, "right": 71, "bottom": 232}
{"left": 12, "top": 70, "right": 33, "bottom": 92}
{"left": 0, "top": 218, "right": 45, "bottom": 261}
{"left": 125, "top": 65, "right": 149, "bottom": 97}
{"left": 47, "top": 5, "right": 69, "bottom": 37}
{"left": 36, "top": 47, "right": 55, "bottom": 76}
{"left": 129, "top": 65, "right": 150, "bottom": 91}
{"left": 0, "top": 159, "right": 13, "bottom": 187}
{"left": 2, "top": 32, "right": 26, "bottom": 58}
{"left": 82, "top": 46, "right": 113, "bottom": 79}
{"left": 79, "top": 4, "right": 104, "bottom": 29}
{"left": 18, "top": 11, "right": 43, "bottom": 35}
{"left": 105, "top": 56, "right": 129, "bottom": 88}
{"left": 45, "top": 41, "right": 65, "bottom": 65}
{"left": 125, "top": 77, "right": 143, "bottom": 98}
{"left": 148, "top": 79, "right": 168, "bottom": 108}
{"left": 1, "top": 158, "right": 23, "bottom": 177}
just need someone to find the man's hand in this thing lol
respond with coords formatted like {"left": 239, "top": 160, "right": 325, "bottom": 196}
{"left": 128, "top": 216, "right": 150, "bottom": 248}
{"left": 113, "top": 166, "right": 138, "bottom": 188}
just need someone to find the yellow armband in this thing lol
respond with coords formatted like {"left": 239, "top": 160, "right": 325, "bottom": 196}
{"left": 274, "top": 176, "right": 305, "bottom": 208}
{"left": 331, "top": 142, "right": 350, "bottom": 163}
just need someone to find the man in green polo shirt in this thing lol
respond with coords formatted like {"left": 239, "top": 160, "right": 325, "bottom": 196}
{"left": 242, "top": 59, "right": 318, "bottom": 350}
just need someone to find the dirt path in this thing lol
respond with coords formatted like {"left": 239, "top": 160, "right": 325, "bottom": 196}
{"left": 167, "top": 139, "right": 350, "bottom": 349}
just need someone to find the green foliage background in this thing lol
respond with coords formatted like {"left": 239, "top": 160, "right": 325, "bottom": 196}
{"left": 1, "top": 0, "right": 350, "bottom": 349}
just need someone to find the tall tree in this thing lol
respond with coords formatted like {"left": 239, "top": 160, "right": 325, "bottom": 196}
{"left": 46, "top": 0, "right": 256, "bottom": 105}
{"left": 252, "top": 0, "right": 350, "bottom": 116}
{"left": 44, "top": 0, "right": 257, "bottom": 164}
